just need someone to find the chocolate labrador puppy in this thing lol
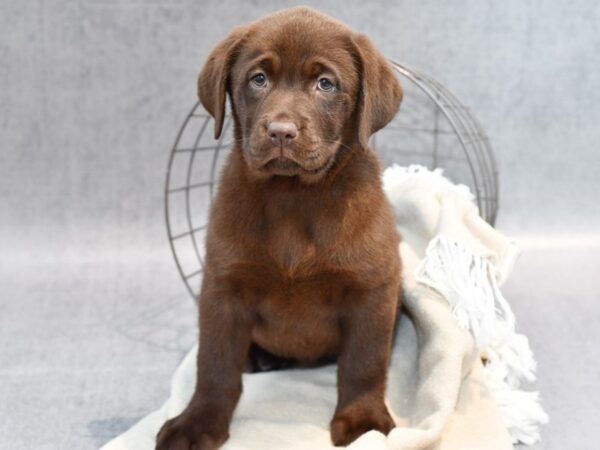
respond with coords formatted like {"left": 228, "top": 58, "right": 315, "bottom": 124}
{"left": 157, "top": 7, "right": 403, "bottom": 449}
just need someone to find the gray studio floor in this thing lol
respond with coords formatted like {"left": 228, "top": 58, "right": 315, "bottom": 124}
{"left": 1, "top": 240, "right": 598, "bottom": 450}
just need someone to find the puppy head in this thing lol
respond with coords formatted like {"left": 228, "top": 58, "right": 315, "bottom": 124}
{"left": 198, "top": 7, "right": 402, "bottom": 184}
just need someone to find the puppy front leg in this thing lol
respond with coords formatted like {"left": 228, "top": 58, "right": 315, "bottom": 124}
{"left": 330, "top": 283, "right": 399, "bottom": 447}
{"left": 156, "top": 273, "right": 252, "bottom": 450}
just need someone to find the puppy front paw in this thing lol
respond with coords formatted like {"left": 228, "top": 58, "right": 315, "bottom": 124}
{"left": 330, "top": 399, "right": 395, "bottom": 447}
{"left": 156, "top": 409, "right": 229, "bottom": 450}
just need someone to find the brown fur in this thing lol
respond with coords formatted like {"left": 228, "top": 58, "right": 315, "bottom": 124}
{"left": 156, "top": 7, "right": 403, "bottom": 449}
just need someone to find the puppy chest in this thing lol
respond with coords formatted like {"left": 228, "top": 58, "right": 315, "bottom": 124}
{"left": 254, "top": 190, "right": 344, "bottom": 273}
{"left": 263, "top": 217, "right": 321, "bottom": 277}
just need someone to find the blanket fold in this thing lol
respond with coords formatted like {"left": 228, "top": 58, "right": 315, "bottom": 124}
{"left": 101, "top": 165, "right": 546, "bottom": 450}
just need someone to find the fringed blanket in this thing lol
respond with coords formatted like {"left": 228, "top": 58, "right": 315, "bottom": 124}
{"left": 102, "top": 165, "right": 547, "bottom": 450}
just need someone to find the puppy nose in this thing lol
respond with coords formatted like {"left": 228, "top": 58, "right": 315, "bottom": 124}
{"left": 267, "top": 122, "right": 298, "bottom": 147}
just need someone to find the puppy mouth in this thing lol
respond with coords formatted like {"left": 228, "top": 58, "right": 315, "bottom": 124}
{"left": 260, "top": 156, "right": 329, "bottom": 177}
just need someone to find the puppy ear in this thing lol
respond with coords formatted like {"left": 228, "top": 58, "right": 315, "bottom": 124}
{"left": 351, "top": 33, "right": 403, "bottom": 149}
{"left": 198, "top": 26, "right": 248, "bottom": 139}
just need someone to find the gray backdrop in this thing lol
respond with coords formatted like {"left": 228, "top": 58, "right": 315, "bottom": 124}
{"left": 1, "top": 1, "right": 599, "bottom": 449}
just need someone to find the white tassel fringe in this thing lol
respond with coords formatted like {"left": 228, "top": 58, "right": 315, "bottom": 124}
{"left": 416, "top": 235, "right": 549, "bottom": 445}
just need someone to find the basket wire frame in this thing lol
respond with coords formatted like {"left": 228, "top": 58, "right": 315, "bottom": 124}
{"left": 165, "top": 61, "right": 499, "bottom": 300}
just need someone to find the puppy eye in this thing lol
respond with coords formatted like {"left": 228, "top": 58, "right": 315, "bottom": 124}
{"left": 317, "top": 77, "right": 335, "bottom": 92}
{"left": 250, "top": 73, "right": 267, "bottom": 87}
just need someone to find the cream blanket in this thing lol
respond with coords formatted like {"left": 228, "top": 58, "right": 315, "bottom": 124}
{"left": 102, "top": 165, "right": 547, "bottom": 450}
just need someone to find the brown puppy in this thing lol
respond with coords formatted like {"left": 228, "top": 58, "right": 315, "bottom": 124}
{"left": 157, "top": 7, "right": 403, "bottom": 449}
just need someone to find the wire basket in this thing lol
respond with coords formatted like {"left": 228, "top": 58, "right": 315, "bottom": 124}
{"left": 165, "top": 61, "right": 499, "bottom": 299}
